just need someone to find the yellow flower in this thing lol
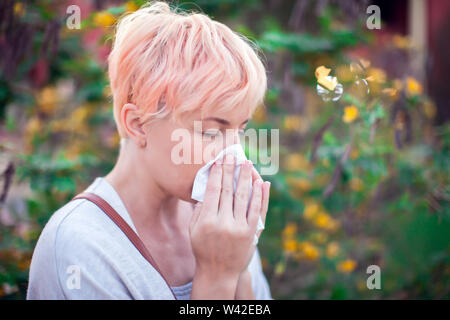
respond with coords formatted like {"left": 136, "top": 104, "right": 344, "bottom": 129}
{"left": 382, "top": 88, "right": 399, "bottom": 100}
{"left": 17, "top": 257, "right": 31, "bottom": 271}
{"left": 350, "top": 177, "right": 364, "bottom": 192}
{"left": 72, "top": 105, "right": 90, "bottom": 121}
{"left": 282, "top": 222, "right": 297, "bottom": 238}
{"left": 284, "top": 153, "right": 310, "bottom": 171}
{"left": 50, "top": 119, "right": 70, "bottom": 132}
{"left": 25, "top": 117, "right": 42, "bottom": 136}
{"left": 366, "top": 68, "right": 387, "bottom": 83}
{"left": 392, "top": 34, "right": 411, "bottom": 49}
{"left": 303, "top": 202, "right": 320, "bottom": 220}
{"left": 335, "top": 65, "right": 353, "bottom": 82}
{"left": 37, "top": 86, "right": 58, "bottom": 114}
{"left": 315, "top": 65, "right": 337, "bottom": 91}
{"left": 94, "top": 11, "right": 116, "bottom": 27}
{"left": 68, "top": 104, "right": 91, "bottom": 133}
{"left": 103, "top": 85, "right": 112, "bottom": 98}
{"left": 406, "top": 77, "right": 423, "bottom": 96}
{"left": 313, "top": 212, "right": 331, "bottom": 228}
{"left": 65, "top": 141, "right": 83, "bottom": 160}
{"left": 337, "top": 259, "right": 357, "bottom": 274}
{"left": 251, "top": 105, "right": 267, "bottom": 124}
{"left": 287, "top": 177, "right": 311, "bottom": 194}
{"left": 315, "top": 172, "right": 330, "bottom": 187}
{"left": 283, "top": 115, "right": 308, "bottom": 133}
{"left": 107, "top": 131, "right": 121, "bottom": 148}
{"left": 326, "top": 242, "right": 340, "bottom": 258}
{"left": 274, "top": 261, "right": 286, "bottom": 275}
{"left": 125, "top": 1, "right": 139, "bottom": 12}
{"left": 350, "top": 149, "right": 359, "bottom": 160}
{"left": 14, "top": 2, "right": 26, "bottom": 17}
{"left": 283, "top": 239, "right": 298, "bottom": 254}
{"left": 342, "top": 105, "right": 359, "bottom": 123}
{"left": 313, "top": 212, "right": 339, "bottom": 231}
{"left": 297, "top": 241, "right": 320, "bottom": 261}
{"left": 24, "top": 117, "right": 42, "bottom": 153}
{"left": 423, "top": 101, "right": 437, "bottom": 119}
{"left": 357, "top": 280, "right": 367, "bottom": 291}
{"left": 321, "top": 158, "right": 330, "bottom": 167}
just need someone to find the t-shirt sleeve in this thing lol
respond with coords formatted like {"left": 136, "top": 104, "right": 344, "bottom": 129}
{"left": 54, "top": 221, "right": 135, "bottom": 299}
{"left": 248, "top": 247, "right": 273, "bottom": 300}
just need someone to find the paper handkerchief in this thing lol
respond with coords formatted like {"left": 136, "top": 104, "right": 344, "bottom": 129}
{"left": 191, "top": 144, "right": 265, "bottom": 245}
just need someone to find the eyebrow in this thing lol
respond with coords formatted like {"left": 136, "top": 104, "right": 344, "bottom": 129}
{"left": 203, "top": 117, "right": 249, "bottom": 126}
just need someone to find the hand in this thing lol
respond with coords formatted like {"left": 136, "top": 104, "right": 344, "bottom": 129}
{"left": 241, "top": 167, "right": 270, "bottom": 269}
{"left": 189, "top": 154, "right": 263, "bottom": 280}
{"left": 234, "top": 168, "right": 270, "bottom": 300}
{"left": 235, "top": 270, "right": 255, "bottom": 300}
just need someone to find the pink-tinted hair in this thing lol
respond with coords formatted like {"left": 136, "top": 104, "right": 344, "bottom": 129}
{"left": 107, "top": 1, "right": 267, "bottom": 137}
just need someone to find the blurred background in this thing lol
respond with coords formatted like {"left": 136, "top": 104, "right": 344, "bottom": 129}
{"left": 0, "top": 0, "right": 449, "bottom": 299}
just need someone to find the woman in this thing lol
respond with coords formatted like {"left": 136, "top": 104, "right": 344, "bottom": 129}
{"left": 27, "top": 1, "right": 272, "bottom": 300}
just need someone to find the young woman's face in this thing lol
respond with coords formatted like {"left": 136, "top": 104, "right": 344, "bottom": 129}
{"left": 142, "top": 106, "right": 251, "bottom": 202}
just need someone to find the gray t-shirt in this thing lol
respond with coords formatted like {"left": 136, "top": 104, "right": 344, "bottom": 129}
{"left": 27, "top": 177, "right": 273, "bottom": 300}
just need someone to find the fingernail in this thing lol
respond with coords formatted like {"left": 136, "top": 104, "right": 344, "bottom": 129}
{"left": 265, "top": 181, "right": 271, "bottom": 188}
{"left": 256, "top": 178, "right": 263, "bottom": 186}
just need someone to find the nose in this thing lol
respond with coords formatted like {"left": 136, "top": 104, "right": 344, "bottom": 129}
{"left": 224, "top": 129, "right": 241, "bottom": 148}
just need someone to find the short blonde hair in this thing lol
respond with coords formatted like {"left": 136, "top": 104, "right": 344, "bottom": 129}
{"left": 107, "top": 1, "right": 267, "bottom": 137}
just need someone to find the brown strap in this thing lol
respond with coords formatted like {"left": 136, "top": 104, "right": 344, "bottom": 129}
{"left": 72, "top": 192, "right": 177, "bottom": 300}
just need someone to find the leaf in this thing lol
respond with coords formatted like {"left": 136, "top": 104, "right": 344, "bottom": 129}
{"left": 367, "top": 102, "right": 385, "bottom": 125}
{"left": 107, "top": 6, "right": 125, "bottom": 15}
{"left": 259, "top": 31, "right": 333, "bottom": 53}
{"left": 54, "top": 176, "right": 76, "bottom": 193}
{"left": 274, "top": 260, "right": 286, "bottom": 275}
{"left": 323, "top": 131, "right": 339, "bottom": 146}
{"left": 258, "top": 29, "right": 360, "bottom": 54}
{"left": 342, "top": 93, "right": 363, "bottom": 109}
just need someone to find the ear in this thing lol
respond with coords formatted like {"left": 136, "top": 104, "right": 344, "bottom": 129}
{"left": 120, "top": 103, "right": 147, "bottom": 147}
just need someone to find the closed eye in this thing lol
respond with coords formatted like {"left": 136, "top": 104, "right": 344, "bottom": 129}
{"left": 203, "top": 129, "right": 221, "bottom": 137}
{"left": 203, "top": 128, "right": 246, "bottom": 137}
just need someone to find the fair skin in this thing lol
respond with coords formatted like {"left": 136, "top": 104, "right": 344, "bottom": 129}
{"left": 105, "top": 103, "right": 270, "bottom": 300}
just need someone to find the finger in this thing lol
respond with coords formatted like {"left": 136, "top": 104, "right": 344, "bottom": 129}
{"left": 251, "top": 166, "right": 261, "bottom": 183}
{"left": 202, "top": 162, "right": 222, "bottom": 217}
{"left": 247, "top": 178, "right": 263, "bottom": 232}
{"left": 218, "top": 154, "right": 235, "bottom": 218}
{"left": 261, "top": 181, "right": 270, "bottom": 223}
{"left": 189, "top": 202, "right": 202, "bottom": 233}
{"left": 257, "top": 181, "right": 270, "bottom": 237}
{"left": 233, "top": 160, "right": 253, "bottom": 222}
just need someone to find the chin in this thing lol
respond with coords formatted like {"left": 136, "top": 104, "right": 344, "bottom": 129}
{"left": 182, "top": 197, "right": 197, "bottom": 204}
{"left": 170, "top": 186, "right": 196, "bottom": 203}
{"left": 177, "top": 190, "right": 197, "bottom": 203}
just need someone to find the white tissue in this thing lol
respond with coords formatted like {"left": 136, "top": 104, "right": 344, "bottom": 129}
{"left": 191, "top": 144, "right": 265, "bottom": 245}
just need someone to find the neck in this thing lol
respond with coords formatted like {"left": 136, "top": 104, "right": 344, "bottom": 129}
{"left": 104, "top": 143, "right": 181, "bottom": 236}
